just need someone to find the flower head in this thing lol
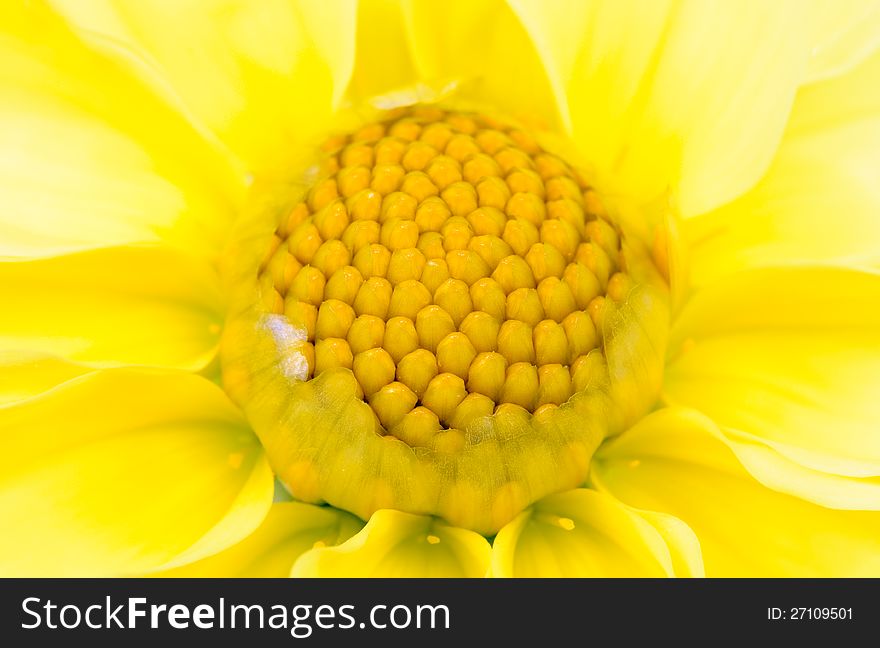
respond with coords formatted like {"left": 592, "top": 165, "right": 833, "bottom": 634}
{"left": 222, "top": 106, "right": 668, "bottom": 535}
{"left": 2, "top": 0, "right": 880, "bottom": 577}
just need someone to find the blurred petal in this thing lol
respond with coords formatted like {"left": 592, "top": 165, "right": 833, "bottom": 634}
{"left": 635, "top": 508, "right": 704, "bottom": 578}
{"left": 593, "top": 408, "right": 880, "bottom": 576}
{"left": 407, "top": 0, "right": 561, "bottom": 126}
{"left": 0, "top": 352, "right": 92, "bottom": 406}
{"left": 721, "top": 429, "right": 880, "bottom": 511}
{"left": 50, "top": 0, "right": 357, "bottom": 176}
{"left": 687, "top": 49, "right": 880, "bottom": 284}
{"left": 354, "top": 0, "right": 561, "bottom": 129}
{"left": 666, "top": 267, "right": 880, "bottom": 478}
{"left": 0, "top": 246, "right": 223, "bottom": 371}
{"left": 806, "top": 0, "right": 880, "bottom": 82}
{"left": 490, "top": 488, "right": 702, "bottom": 577}
{"left": 509, "top": 0, "right": 816, "bottom": 216}
{"left": 0, "top": 370, "right": 274, "bottom": 576}
{"left": 291, "top": 509, "right": 491, "bottom": 577}
{"left": 346, "top": 0, "right": 418, "bottom": 101}
{"left": 0, "top": 1, "right": 242, "bottom": 258}
{"left": 160, "top": 502, "right": 363, "bottom": 577}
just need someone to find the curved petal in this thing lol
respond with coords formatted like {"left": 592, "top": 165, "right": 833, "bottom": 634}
{"left": 592, "top": 408, "right": 880, "bottom": 577}
{"left": 635, "top": 508, "right": 704, "bottom": 578}
{"left": 509, "top": 0, "right": 816, "bottom": 217}
{"left": 0, "top": 1, "right": 243, "bottom": 259}
{"left": 666, "top": 267, "right": 880, "bottom": 478}
{"left": 345, "top": 0, "right": 418, "bottom": 102}
{"left": 722, "top": 428, "right": 880, "bottom": 511}
{"left": 687, "top": 49, "right": 880, "bottom": 285}
{"left": 291, "top": 509, "right": 491, "bottom": 577}
{"left": 160, "top": 502, "right": 363, "bottom": 577}
{"left": 490, "top": 488, "right": 702, "bottom": 577}
{"left": 0, "top": 370, "right": 274, "bottom": 576}
{"left": 0, "top": 352, "right": 93, "bottom": 406}
{"left": 405, "top": 0, "right": 561, "bottom": 127}
{"left": 49, "top": 0, "right": 357, "bottom": 176}
{"left": 806, "top": 0, "right": 880, "bottom": 82}
{"left": 0, "top": 246, "right": 223, "bottom": 371}
{"left": 350, "top": 0, "right": 561, "bottom": 128}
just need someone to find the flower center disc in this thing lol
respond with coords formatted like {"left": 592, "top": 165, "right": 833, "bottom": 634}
{"left": 222, "top": 106, "right": 668, "bottom": 534}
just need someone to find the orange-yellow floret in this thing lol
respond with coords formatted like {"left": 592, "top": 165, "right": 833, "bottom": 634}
{"left": 256, "top": 107, "right": 626, "bottom": 448}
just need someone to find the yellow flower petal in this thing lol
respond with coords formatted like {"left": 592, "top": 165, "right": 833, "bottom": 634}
{"left": 666, "top": 266, "right": 880, "bottom": 478}
{"left": 0, "top": 2, "right": 242, "bottom": 258}
{"left": 509, "top": 0, "right": 816, "bottom": 217}
{"left": 405, "top": 0, "right": 559, "bottom": 126}
{"left": 349, "top": 0, "right": 565, "bottom": 128}
{"left": 160, "top": 502, "right": 363, "bottom": 577}
{"left": 0, "top": 246, "right": 223, "bottom": 371}
{"left": 806, "top": 0, "right": 880, "bottom": 82}
{"left": 592, "top": 408, "right": 880, "bottom": 577}
{"left": 687, "top": 50, "right": 880, "bottom": 285}
{"left": 291, "top": 509, "right": 491, "bottom": 577}
{"left": 50, "top": 0, "right": 357, "bottom": 176}
{"left": 0, "top": 370, "right": 274, "bottom": 576}
{"left": 722, "top": 429, "right": 880, "bottom": 512}
{"left": 634, "top": 508, "right": 704, "bottom": 578}
{"left": 346, "top": 0, "right": 418, "bottom": 101}
{"left": 490, "top": 488, "right": 702, "bottom": 577}
{"left": 0, "top": 352, "right": 92, "bottom": 406}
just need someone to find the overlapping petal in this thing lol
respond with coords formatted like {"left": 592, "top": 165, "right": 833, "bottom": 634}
{"left": 0, "top": 352, "right": 92, "bottom": 406}
{"left": 161, "top": 502, "right": 363, "bottom": 577}
{"left": 0, "top": 246, "right": 223, "bottom": 371}
{"left": 509, "top": 0, "right": 818, "bottom": 217}
{"left": 491, "top": 488, "right": 702, "bottom": 577}
{"left": 49, "top": 0, "right": 357, "bottom": 176}
{"left": 0, "top": 370, "right": 274, "bottom": 576}
{"left": 806, "top": 0, "right": 880, "bottom": 82}
{"left": 686, "top": 49, "right": 880, "bottom": 285}
{"left": 720, "top": 429, "right": 880, "bottom": 512}
{"left": 592, "top": 408, "right": 880, "bottom": 577}
{"left": 345, "top": 0, "right": 418, "bottom": 102}
{"left": 399, "top": 0, "right": 561, "bottom": 127}
{"left": 341, "top": 0, "right": 562, "bottom": 131}
{"left": 291, "top": 509, "right": 491, "bottom": 577}
{"left": 0, "top": 1, "right": 243, "bottom": 258}
{"left": 666, "top": 267, "right": 880, "bottom": 480}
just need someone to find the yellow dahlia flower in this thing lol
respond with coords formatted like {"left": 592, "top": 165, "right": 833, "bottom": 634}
{"left": 2, "top": 0, "right": 880, "bottom": 578}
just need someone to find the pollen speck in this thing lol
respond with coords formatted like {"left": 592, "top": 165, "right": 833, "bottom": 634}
{"left": 557, "top": 517, "right": 576, "bottom": 531}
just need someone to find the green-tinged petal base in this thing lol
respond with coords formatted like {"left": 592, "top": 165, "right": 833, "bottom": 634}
{"left": 160, "top": 502, "right": 363, "bottom": 577}
{"left": 291, "top": 509, "right": 491, "bottom": 577}
{"left": 491, "top": 488, "right": 702, "bottom": 577}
